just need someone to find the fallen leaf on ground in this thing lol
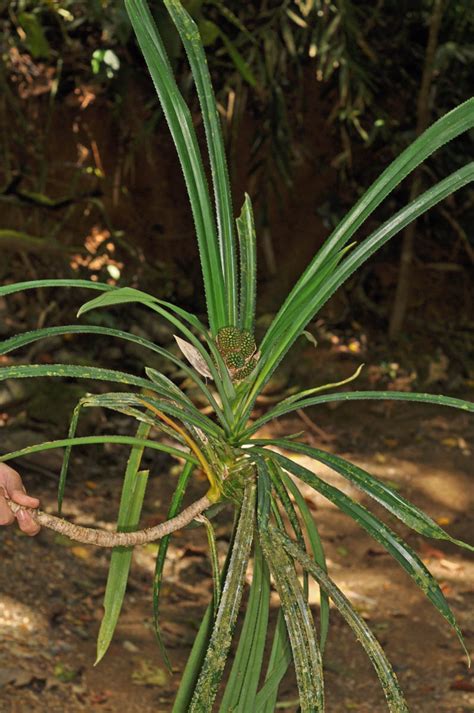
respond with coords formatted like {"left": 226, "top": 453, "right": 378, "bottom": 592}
{"left": 439, "top": 558, "right": 462, "bottom": 572}
{"left": 450, "top": 676, "right": 474, "bottom": 692}
{"left": 71, "top": 546, "right": 93, "bottom": 560}
{"left": 132, "top": 660, "right": 168, "bottom": 687}
{"left": 54, "top": 663, "right": 79, "bottom": 682}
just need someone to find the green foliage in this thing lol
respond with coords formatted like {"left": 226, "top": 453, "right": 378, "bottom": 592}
{"left": 1, "top": 1, "right": 473, "bottom": 710}
{"left": 96, "top": 421, "right": 151, "bottom": 664}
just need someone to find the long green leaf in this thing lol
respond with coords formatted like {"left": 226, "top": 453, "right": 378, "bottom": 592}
{"left": 234, "top": 243, "right": 355, "bottom": 429}
{"left": 244, "top": 163, "right": 474, "bottom": 414}
{"left": 58, "top": 400, "right": 83, "bottom": 514}
{"left": 274, "top": 528, "right": 409, "bottom": 713}
{"left": 219, "top": 31, "right": 257, "bottom": 87}
{"left": 261, "top": 100, "right": 474, "bottom": 352}
{"left": 73, "top": 392, "right": 188, "bottom": 445}
{"left": 199, "top": 514, "right": 222, "bottom": 610}
{"left": 244, "top": 389, "right": 474, "bottom": 438}
{"left": 266, "top": 460, "right": 309, "bottom": 596}
{"left": 237, "top": 193, "right": 257, "bottom": 333}
{"left": 0, "top": 436, "right": 198, "bottom": 467}
{"left": 220, "top": 540, "right": 270, "bottom": 712}
{"left": 189, "top": 482, "right": 256, "bottom": 712}
{"left": 173, "top": 516, "right": 240, "bottom": 712}
{"left": 164, "top": 0, "right": 237, "bottom": 325}
{"left": 125, "top": 0, "right": 226, "bottom": 332}
{"left": 294, "top": 162, "right": 474, "bottom": 331}
{"left": 0, "top": 278, "right": 113, "bottom": 298}
{"left": 153, "top": 461, "right": 194, "bottom": 670}
{"left": 265, "top": 439, "right": 473, "bottom": 552}
{"left": 260, "top": 448, "right": 469, "bottom": 660}
{"left": 0, "top": 362, "right": 159, "bottom": 391}
{"left": 77, "top": 286, "right": 207, "bottom": 333}
{"left": 77, "top": 287, "right": 236, "bottom": 416}
{"left": 254, "top": 461, "right": 292, "bottom": 711}
{"left": 96, "top": 422, "right": 151, "bottom": 664}
{"left": 173, "top": 603, "right": 214, "bottom": 713}
{"left": 277, "top": 467, "right": 330, "bottom": 651}
{"left": 275, "top": 364, "right": 364, "bottom": 408}
{"left": 0, "top": 362, "right": 222, "bottom": 435}
{"left": 254, "top": 611, "right": 291, "bottom": 713}
{"left": 0, "top": 323, "right": 225, "bottom": 424}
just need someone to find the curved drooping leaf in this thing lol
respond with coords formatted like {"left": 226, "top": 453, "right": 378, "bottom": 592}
{"left": 0, "top": 278, "right": 113, "bottom": 298}
{"left": 189, "top": 482, "right": 256, "bottom": 712}
{"left": 78, "top": 286, "right": 236, "bottom": 414}
{"left": 0, "top": 436, "right": 198, "bottom": 467}
{"left": 0, "top": 324, "right": 226, "bottom": 424}
{"left": 262, "top": 439, "right": 473, "bottom": 552}
{"left": 0, "top": 323, "right": 169, "bottom": 357}
{"left": 96, "top": 422, "right": 151, "bottom": 664}
{"left": 0, "top": 362, "right": 222, "bottom": 436}
{"left": 73, "top": 392, "right": 188, "bottom": 446}
{"left": 163, "top": 0, "right": 237, "bottom": 325}
{"left": 274, "top": 528, "right": 409, "bottom": 713}
{"left": 0, "top": 362, "right": 157, "bottom": 391}
{"left": 259, "top": 448, "right": 469, "bottom": 660}
{"left": 266, "top": 459, "right": 309, "bottom": 595}
{"left": 275, "top": 364, "right": 365, "bottom": 409}
{"left": 259, "top": 525, "right": 324, "bottom": 713}
{"left": 244, "top": 389, "right": 474, "bottom": 438}
{"left": 244, "top": 163, "right": 474, "bottom": 414}
{"left": 77, "top": 286, "right": 207, "bottom": 333}
{"left": 276, "top": 466, "right": 330, "bottom": 651}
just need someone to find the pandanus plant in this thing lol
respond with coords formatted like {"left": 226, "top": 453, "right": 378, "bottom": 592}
{"left": 1, "top": 1, "right": 473, "bottom": 710}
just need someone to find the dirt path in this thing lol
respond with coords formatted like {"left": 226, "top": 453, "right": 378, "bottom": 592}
{"left": 1, "top": 400, "right": 473, "bottom": 712}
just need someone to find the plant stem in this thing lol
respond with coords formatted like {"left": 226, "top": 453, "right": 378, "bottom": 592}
{"left": 6, "top": 495, "right": 212, "bottom": 548}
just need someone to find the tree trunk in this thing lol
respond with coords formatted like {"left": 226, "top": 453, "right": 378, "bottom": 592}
{"left": 388, "top": 0, "right": 445, "bottom": 340}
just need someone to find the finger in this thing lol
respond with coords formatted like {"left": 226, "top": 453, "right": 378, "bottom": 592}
{"left": 16, "top": 509, "right": 41, "bottom": 536}
{"left": 10, "top": 489, "right": 40, "bottom": 509}
{"left": 0, "top": 494, "right": 16, "bottom": 526}
{"left": 0, "top": 465, "right": 23, "bottom": 496}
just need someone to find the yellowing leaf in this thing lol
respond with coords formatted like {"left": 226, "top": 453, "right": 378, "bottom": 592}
{"left": 71, "top": 546, "right": 92, "bottom": 560}
{"left": 132, "top": 660, "right": 168, "bottom": 686}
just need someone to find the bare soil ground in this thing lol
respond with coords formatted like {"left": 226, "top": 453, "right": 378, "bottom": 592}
{"left": 1, "top": 390, "right": 473, "bottom": 713}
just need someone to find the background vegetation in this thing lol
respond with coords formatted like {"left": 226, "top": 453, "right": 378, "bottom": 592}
{"left": 1, "top": 1, "right": 473, "bottom": 364}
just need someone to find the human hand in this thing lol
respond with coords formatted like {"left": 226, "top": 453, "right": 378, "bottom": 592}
{"left": 0, "top": 463, "right": 41, "bottom": 535}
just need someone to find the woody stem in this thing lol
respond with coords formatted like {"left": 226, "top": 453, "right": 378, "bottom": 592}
{"left": 6, "top": 494, "right": 212, "bottom": 548}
